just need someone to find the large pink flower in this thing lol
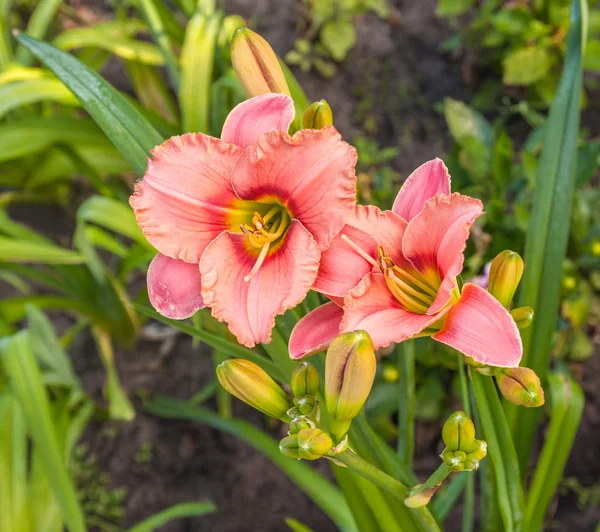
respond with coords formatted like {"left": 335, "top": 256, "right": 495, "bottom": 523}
{"left": 131, "top": 93, "right": 357, "bottom": 347}
{"left": 290, "top": 159, "right": 522, "bottom": 367}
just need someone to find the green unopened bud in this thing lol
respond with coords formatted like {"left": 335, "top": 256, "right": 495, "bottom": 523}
{"left": 297, "top": 428, "right": 333, "bottom": 460}
{"left": 290, "top": 362, "right": 319, "bottom": 398}
{"left": 231, "top": 28, "right": 290, "bottom": 97}
{"left": 495, "top": 367, "right": 545, "bottom": 407}
{"left": 510, "top": 306, "right": 534, "bottom": 329}
{"left": 288, "top": 416, "right": 313, "bottom": 434}
{"left": 293, "top": 394, "right": 316, "bottom": 415}
{"left": 488, "top": 250, "right": 524, "bottom": 308}
{"left": 442, "top": 449, "right": 467, "bottom": 471}
{"left": 464, "top": 440, "right": 487, "bottom": 470}
{"left": 303, "top": 100, "right": 333, "bottom": 129}
{"left": 325, "top": 331, "right": 376, "bottom": 441}
{"left": 442, "top": 411, "right": 475, "bottom": 452}
{"left": 216, "top": 359, "right": 293, "bottom": 421}
{"left": 279, "top": 434, "right": 300, "bottom": 459}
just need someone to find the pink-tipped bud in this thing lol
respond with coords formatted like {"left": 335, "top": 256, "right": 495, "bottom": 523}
{"left": 494, "top": 367, "right": 545, "bottom": 407}
{"left": 488, "top": 250, "right": 524, "bottom": 308}
{"left": 231, "top": 28, "right": 291, "bottom": 98}
{"left": 216, "top": 359, "right": 292, "bottom": 421}
{"left": 325, "top": 331, "right": 376, "bottom": 442}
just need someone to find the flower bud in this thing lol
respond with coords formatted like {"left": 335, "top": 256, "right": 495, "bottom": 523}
{"left": 442, "top": 411, "right": 475, "bottom": 452}
{"left": 279, "top": 434, "right": 300, "bottom": 459}
{"left": 325, "top": 331, "right": 376, "bottom": 441}
{"left": 442, "top": 449, "right": 467, "bottom": 471}
{"left": 297, "top": 428, "right": 333, "bottom": 460}
{"left": 288, "top": 416, "right": 313, "bottom": 434}
{"left": 464, "top": 440, "right": 487, "bottom": 470}
{"left": 290, "top": 362, "right": 319, "bottom": 398}
{"left": 293, "top": 394, "right": 316, "bottom": 416}
{"left": 510, "top": 306, "right": 534, "bottom": 329}
{"left": 495, "top": 367, "right": 545, "bottom": 407}
{"left": 302, "top": 100, "right": 333, "bottom": 129}
{"left": 231, "top": 28, "right": 291, "bottom": 97}
{"left": 488, "top": 250, "right": 524, "bottom": 308}
{"left": 216, "top": 359, "right": 293, "bottom": 421}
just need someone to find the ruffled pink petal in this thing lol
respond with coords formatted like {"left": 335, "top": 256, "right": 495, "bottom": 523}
{"left": 231, "top": 127, "right": 357, "bottom": 250}
{"left": 130, "top": 134, "right": 243, "bottom": 263}
{"left": 147, "top": 253, "right": 204, "bottom": 319}
{"left": 221, "top": 93, "right": 295, "bottom": 149}
{"left": 433, "top": 283, "right": 522, "bottom": 367}
{"left": 403, "top": 193, "right": 483, "bottom": 315}
{"left": 341, "top": 272, "right": 445, "bottom": 349}
{"left": 199, "top": 220, "right": 320, "bottom": 347}
{"left": 392, "top": 158, "right": 451, "bottom": 221}
{"left": 289, "top": 302, "right": 344, "bottom": 359}
{"left": 314, "top": 224, "right": 378, "bottom": 298}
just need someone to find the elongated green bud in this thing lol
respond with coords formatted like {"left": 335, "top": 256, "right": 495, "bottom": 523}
{"left": 303, "top": 100, "right": 333, "bottom": 129}
{"left": 216, "top": 359, "right": 293, "bottom": 421}
{"left": 510, "top": 306, "right": 534, "bottom": 329}
{"left": 441, "top": 411, "right": 475, "bottom": 452}
{"left": 231, "top": 28, "right": 291, "bottom": 97}
{"left": 279, "top": 434, "right": 301, "bottom": 459}
{"left": 494, "top": 367, "right": 545, "bottom": 407}
{"left": 290, "top": 362, "right": 319, "bottom": 398}
{"left": 293, "top": 394, "right": 316, "bottom": 416}
{"left": 488, "top": 250, "right": 524, "bottom": 308}
{"left": 325, "top": 331, "right": 376, "bottom": 441}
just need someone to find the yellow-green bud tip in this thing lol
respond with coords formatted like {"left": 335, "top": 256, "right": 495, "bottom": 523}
{"left": 230, "top": 27, "right": 290, "bottom": 98}
{"left": 297, "top": 428, "right": 333, "bottom": 460}
{"left": 495, "top": 367, "right": 545, "bottom": 408}
{"left": 325, "top": 331, "right": 376, "bottom": 441}
{"left": 302, "top": 100, "right": 334, "bottom": 129}
{"left": 488, "top": 250, "right": 524, "bottom": 308}
{"left": 216, "top": 359, "right": 293, "bottom": 420}
{"left": 442, "top": 410, "right": 476, "bottom": 452}
{"left": 290, "top": 362, "right": 319, "bottom": 398}
{"left": 510, "top": 306, "right": 534, "bottom": 329}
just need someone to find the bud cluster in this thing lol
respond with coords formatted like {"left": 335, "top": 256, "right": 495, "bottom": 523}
{"left": 440, "top": 411, "right": 487, "bottom": 472}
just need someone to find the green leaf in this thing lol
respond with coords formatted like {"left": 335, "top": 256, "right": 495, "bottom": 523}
{"left": 0, "top": 237, "right": 85, "bottom": 264}
{"left": 443, "top": 98, "right": 493, "bottom": 147}
{"left": 15, "top": 0, "right": 62, "bottom": 65}
{"left": 506, "top": 0, "right": 587, "bottom": 471}
{"left": 53, "top": 27, "right": 165, "bottom": 65}
{"left": 320, "top": 19, "right": 356, "bottom": 62}
{"left": 472, "top": 372, "right": 524, "bottom": 532}
{"left": 0, "top": 77, "right": 79, "bottom": 119}
{"left": 492, "top": 130, "right": 514, "bottom": 185}
{"left": 0, "top": 332, "right": 86, "bottom": 532}
{"left": 15, "top": 32, "right": 164, "bottom": 177}
{"left": 180, "top": 12, "right": 221, "bottom": 134}
{"left": 436, "top": 0, "right": 475, "bottom": 17}
{"left": 128, "top": 501, "right": 216, "bottom": 532}
{"left": 503, "top": 46, "right": 552, "bottom": 86}
{"left": 525, "top": 373, "right": 584, "bottom": 531}
{"left": 146, "top": 397, "right": 357, "bottom": 532}
{"left": 285, "top": 518, "right": 316, "bottom": 532}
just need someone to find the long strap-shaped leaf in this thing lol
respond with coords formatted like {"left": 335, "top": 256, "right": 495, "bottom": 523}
{"left": 15, "top": 32, "right": 164, "bottom": 177}
{"left": 524, "top": 373, "right": 584, "bottom": 531}
{"left": 472, "top": 372, "right": 524, "bottom": 532}
{"left": 0, "top": 332, "right": 86, "bottom": 532}
{"left": 146, "top": 396, "right": 358, "bottom": 532}
{"left": 505, "top": 0, "right": 587, "bottom": 469}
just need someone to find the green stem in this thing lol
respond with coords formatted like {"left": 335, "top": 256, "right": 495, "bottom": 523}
{"left": 457, "top": 355, "right": 474, "bottom": 532}
{"left": 332, "top": 450, "right": 441, "bottom": 532}
{"left": 396, "top": 341, "right": 415, "bottom": 468}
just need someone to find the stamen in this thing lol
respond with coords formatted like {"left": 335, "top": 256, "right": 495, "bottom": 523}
{"left": 341, "top": 234, "right": 378, "bottom": 268}
{"left": 395, "top": 267, "right": 438, "bottom": 297}
{"left": 244, "top": 242, "right": 271, "bottom": 282}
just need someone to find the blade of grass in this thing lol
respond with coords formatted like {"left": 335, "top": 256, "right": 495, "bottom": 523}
{"left": 505, "top": 0, "right": 587, "bottom": 470}
{"left": 146, "top": 396, "right": 357, "bottom": 532}
{"left": 135, "top": 0, "right": 180, "bottom": 89}
{"left": 0, "top": 331, "right": 86, "bottom": 532}
{"left": 15, "top": 0, "right": 62, "bottom": 65}
{"left": 472, "top": 371, "right": 524, "bottom": 532}
{"left": 524, "top": 372, "right": 584, "bottom": 531}
{"left": 15, "top": 32, "right": 164, "bottom": 176}
{"left": 128, "top": 501, "right": 216, "bottom": 532}
{"left": 0, "top": 236, "right": 85, "bottom": 264}
{"left": 396, "top": 340, "right": 415, "bottom": 468}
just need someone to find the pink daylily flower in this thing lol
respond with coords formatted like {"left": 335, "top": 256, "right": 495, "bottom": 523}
{"left": 131, "top": 93, "right": 357, "bottom": 347}
{"left": 290, "top": 159, "right": 523, "bottom": 367}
